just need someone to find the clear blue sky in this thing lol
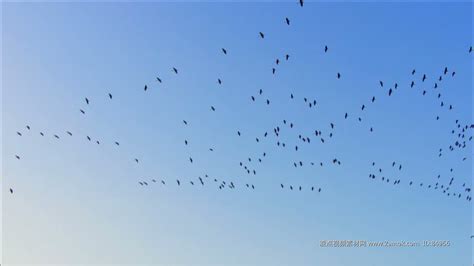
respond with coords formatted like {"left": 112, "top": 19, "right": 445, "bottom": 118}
{"left": 2, "top": 1, "right": 472, "bottom": 265}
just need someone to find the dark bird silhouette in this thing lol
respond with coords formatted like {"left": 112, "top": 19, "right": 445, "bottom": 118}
{"left": 259, "top": 32, "right": 265, "bottom": 39}
{"left": 183, "top": 120, "right": 188, "bottom": 125}
{"left": 285, "top": 17, "right": 290, "bottom": 25}
{"left": 15, "top": 155, "right": 20, "bottom": 160}
{"left": 156, "top": 77, "right": 162, "bottom": 83}
{"left": 371, "top": 96, "right": 375, "bottom": 102}
{"left": 40, "top": 132, "right": 44, "bottom": 136}
{"left": 210, "top": 106, "right": 216, "bottom": 111}
{"left": 189, "top": 157, "right": 193, "bottom": 163}
{"left": 16, "top": 132, "right": 22, "bottom": 136}
{"left": 222, "top": 48, "right": 227, "bottom": 54}
{"left": 299, "top": 0, "right": 303, "bottom": 7}
{"left": 470, "top": 46, "right": 472, "bottom": 53}
{"left": 10, "top": 188, "right": 13, "bottom": 194}
{"left": 337, "top": 72, "right": 341, "bottom": 79}
{"left": 379, "top": 81, "right": 383, "bottom": 87}
{"left": 67, "top": 131, "right": 72, "bottom": 136}
{"left": 272, "top": 68, "right": 276, "bottom": 74}
{"left": 108, "top": 93, "right": 113, "bottom": 99}
{"left": 218, "top": 79, "right": 222, "bottom": 84}
{"left": 325, "top": 45, "right": 328, "bottom": 53}
{"left": 412, "top": 69, "right": 416, "bottom": 75}
{"left": 422, "top": 74, "right": 426, "bottom": 82}
{"left": 80, "top": 109, "right": 85, "bottom": 114}
{"left": 286, "top": 54, "right": 290, "bottom": 60}
{"left": 144, "top": 85, "right": 148, "bottom": 91}
{"left": 85, "top": 98, "right": 89, "bottom": 105}
{"left": 173, "top": 67, "right": 178, "bottom": 74}
{"left": 388, "top": 88, "right": 393, "bottom": 96}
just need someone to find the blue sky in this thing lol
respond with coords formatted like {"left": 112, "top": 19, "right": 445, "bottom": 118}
{"left": 2, "top": 2, "right": 473, "bottom": 265}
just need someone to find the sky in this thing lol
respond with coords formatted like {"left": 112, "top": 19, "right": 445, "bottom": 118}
{"left": 1, "top": 1, "right": 473, "bottom": 266}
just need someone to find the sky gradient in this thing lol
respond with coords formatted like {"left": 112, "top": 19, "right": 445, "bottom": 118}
{"left": 2, "top": 1, "right": 473, "bottom": 266}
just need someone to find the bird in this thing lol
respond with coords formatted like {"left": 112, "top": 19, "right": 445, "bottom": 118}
{"left": 16, "top": 132, "right": 22, "bottom": 136}
{"left": 183, "top": 120, "right": 188, "bottom": 125}
{"left": 85, "top": 97, "right": 89, "bottom": 105}
{"left": 114, "top": 141, "right": 120, "bottom": 146}
{"left": 156, "top": 77, "right": 162, "bottom": 83}
{"left": 259, "top": 32, "right": 265, "bottom": 39}
{"left": 189, "top": 157, "right": 193, "bottom": 163}
{"left": 210, "top": 106, "right": 216, "bottom": 111}
{"left": 337, "top": 73, "right": 341, "bottom": 79}
{"left": 470, "top": 46, "right": 472, "bottom": 53}
{"left": 10, "top": 188, "right": 13, "bottom": 194}
{"left": 388, "top": 89, "right": 393, "bottom": 96}
{"left": 173, "top": 67, "right": 178, "bottom": 74}
{"left": 285, "top": 17, "right": 290, "bottom": 25}
{"left": 299, "top": 0, "right": 303, "bottom": 7}
{"left": 379, "top": 81, "right": 383, "bottom": 87}
{"left": 222, "top": 48, "right": 227, "bottom": 54}
{"left": 67, "top": 131, "right": 72, "bottom": 136}
{"left": 15, "top": 155, "right": 20, "bottom": 160}
{"left": 325, "top": 45, "right": 328, "bottom": 53}
{"left": 286, "top": 54, "right": 290, "bottom": 60}
{"left": 80, "top": 109, "right": 85, "bottom": 114}
{"left": 108, "top": 93, "right": 113, "bottom": 99}
{"left": 218, "top": 78, "right": 222, "bottom": 84}
{"left": 144, "top": 85, "right": 148, "bottom": 91}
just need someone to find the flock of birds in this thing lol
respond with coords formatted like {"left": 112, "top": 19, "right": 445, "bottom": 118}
{"left": 8, "top": 0, "right": 473, "bottom": 211}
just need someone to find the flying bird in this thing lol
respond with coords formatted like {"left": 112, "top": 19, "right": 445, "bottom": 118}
{"left": 285, "top": 17, "right": 290, "bottom": 25}
{"left": 259, "top": 32, "right": 265, "bottom": 39}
